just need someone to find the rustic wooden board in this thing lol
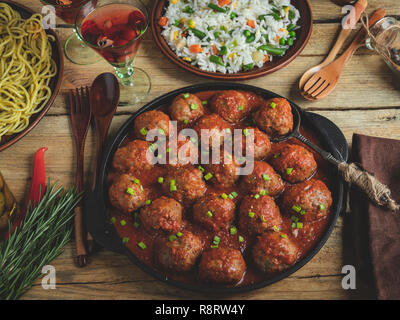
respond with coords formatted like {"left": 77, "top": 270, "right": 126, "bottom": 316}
{"left": 1, "top": 0, "right": 399, "bottom": 300}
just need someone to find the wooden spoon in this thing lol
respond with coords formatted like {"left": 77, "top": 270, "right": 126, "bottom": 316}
{"left": 299, "top": 0, "right": 368, "bottom": 100}
{"left": 90, "top": 73, "right": 120, "bottom": 188}
{"left": 87, "top": 73, "right": 119, "bottom": 251}
{"left": 302, "top": 8, "right": 386, "bottom": 100}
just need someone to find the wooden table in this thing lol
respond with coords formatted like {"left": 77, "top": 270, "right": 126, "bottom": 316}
{"left": 2, "top": 0, "right": 400, "bottom": 300}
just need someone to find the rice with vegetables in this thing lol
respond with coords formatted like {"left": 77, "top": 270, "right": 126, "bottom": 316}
{"left": 159, "top": 0, "right": 300, "bottom": 74}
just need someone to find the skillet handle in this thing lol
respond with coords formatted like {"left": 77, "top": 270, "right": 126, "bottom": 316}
{"left": 85, "top": 190, "right": 126, "bottom": 255}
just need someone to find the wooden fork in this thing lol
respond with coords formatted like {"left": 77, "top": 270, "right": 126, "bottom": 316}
{"left": 69, "top": 87, "right": 92, "bottom": 267}
{"left": 302, "top": 8, "right": 386, "bottom": 100}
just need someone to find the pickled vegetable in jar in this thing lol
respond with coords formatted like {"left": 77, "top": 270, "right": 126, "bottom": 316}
{"left": 0, "top": 172, "right": 18, "bottom": 235}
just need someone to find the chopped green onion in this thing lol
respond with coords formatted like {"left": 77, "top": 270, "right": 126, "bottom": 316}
{"left": 210, "top": 244, "right": 219, "bottom": 249}
{"left": 291, "top": 215, "right": 299, "bottom": 222}
{"left": 120, "top": 220, "right": 127, "bottom": 226}
{"left": 170, "top": 185, "right": 177, "bottom": 192}
{"left": 213, "top": 236, "right": 220, "bottom": 245}
{"left": 158, "top": 177, "right": 164, "bottom": 184}
{"left": 122, "top": 237, "right": 129, "bottom": 244}
{"left": 183, "top": 119, "right": 189, "bottom": 124}
{"left": 183, "top": 93, "right": 190, "bottom": 99}
{"left": 202, "top": 100, "right": 208, "bottom": 105}
{"left": 297, "top": 222, "right": 303, "bottom": 229}
{"left": 273, "top": 225, "right": 280, "bottom": 232}
{"left": 207, "top": 210, "right": 213, "bottom": 218}
{"left": 239, "top": 235, "right": 244, "bottom": 243}
{"left": 177, "top": 231, "right": 183, "bottom": 237}
{"left": 243, "top": 128, "right": 250, "bottom": 136}
{"left": 291, "top": 222, "right": 296, "bottom": 228}
{"left": 230, "top": 226, "right": 237, "bottom": 235}
{"left": 221, "top": 193, "right": 228, "bottom": 199}
{"left": 248, "top": 211, "right": 255, "bottom": 218}
{"left": 262, "top": 174, "right": 270, "bottom": 181}
{"left": 190, "top": 103, "right": 199, "bottom": 110}
{"left": 133, "top": 221, "right": 140, "bottom": 228}
{"left": 280, "top": 234, "right": 288, "bottom": 239}
{"left": 140, "top": 127, "right": 148, "bottom": 135}
{"left": 158, "top": 128, "right": 165, "bottom": 135}
{"left": 198, "top": 165, "right": 205, "bottom": 172}
{"left": 300, "top": 209, "right": 306, "bottom": 215}
{"left": 230, "top": 191, "right": 238, "bottom": 198}
{"left": 110, "top": 217, "right": 116, "bottom": 224}
{"left": 292, "top": 205, "right": 301, "bottom": 213}
{"left": 138, "top": 241, "right": 147, "bottom": 250}
{"left": 274, "top": 153, "right": 280, "bottom": 159}
{"left": 126, "top": 187, "right": 135, "bottom": 195}
{"left": 286, "top": 168, "right": 293, "bottom": 175}
{"left": 259, "top": 189, "right": 268, "bottom": 196}
{"left": 169, "top": 235, "right": 177, "bottom": 241}
{"left": 204, "top": 172, "right": 213, "bottom": 180}
{"left": 270, "top": 102, "right": 277, "bottom": 109}
{"left": 320, "top": 204, "right": 326, "bottom": 210}
{"left": 145, "top": 199, "right": 152, "bottom": 205}
{"left": 254, "top": 194, "right": 260, "bottom": 199}
{"left": 260, "top": 215, "right": 267, "bottom": 222}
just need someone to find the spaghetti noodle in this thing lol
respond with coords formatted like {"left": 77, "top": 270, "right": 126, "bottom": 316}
{"left": 0, "top": 3, "right": 57, "bottom": 139}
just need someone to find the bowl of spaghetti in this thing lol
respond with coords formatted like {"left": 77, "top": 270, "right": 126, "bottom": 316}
{"left": 0, "top": 1, "right": 63, "bottom": 152}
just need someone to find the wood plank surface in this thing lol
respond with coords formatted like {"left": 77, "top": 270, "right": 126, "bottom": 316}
{"left": 1, "top": 0, "right": 399, "bottom": 300}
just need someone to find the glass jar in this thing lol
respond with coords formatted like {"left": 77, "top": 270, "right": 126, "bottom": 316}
{"left": 0, "top": 172, "right": 18, "bottom": 234}
{"left": 366, "top": 17, "right": 400, "bottom": 78}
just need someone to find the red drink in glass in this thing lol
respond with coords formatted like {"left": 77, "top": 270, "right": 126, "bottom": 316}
{"left": 43, "top": 0, "right": 97, "bottom": 24}
{"left": 80, "top": 4, "right": 147, "bottom": 66}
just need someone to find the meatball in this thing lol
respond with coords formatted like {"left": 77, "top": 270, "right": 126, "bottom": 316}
{"left": 112, "top": 140, "right": 154, "bottom": 172}
{"left": 239, "top": 194, "right": 282, "bottom": 235}
{"left": 161, "top": 166, "right": 206, "bottom": 207}
{"left": 134, "top": 110, "right": 172, "bottom": 139}
{"left": 198, "top": 248, "right": 246, "bottom": 284}
{"left": 169, "top": 93, "right": 205, "bottom": 124}
{"left": 155, "top": 231, "right": 203, "bottom": 272}
{"left": 139, "top": 196, "right": 183, "bottom": 233}
{"left": 193, "top": 114, "right": 232, "bottom": 150}
{"left": 210, "top": 90, "right": 249, "bottom": 123}
{"left": 234, "top": 127, "right": 271, "bottom": 161}
{"left": 268, "top": 143, "right": 317, "bottom": 183}
{"left": 193, "top": 195, "right": 236, "bottom": 231}
{"left": 241, "top": 161, "right": 284, "bottom": 196}
{"left": 203, "top": 151, "right": 240, "bottom": 188}
{"left": 281, "top": 179, "right": 332, "bottom": 222}
{"left": 109, "top": 174, "right": 147, "bottom": 213}
{"left": 252, "top": 232, "right": 298, "bottom": 273}
{"left": 253, "top": 97, "right": 293, "bottom": 137}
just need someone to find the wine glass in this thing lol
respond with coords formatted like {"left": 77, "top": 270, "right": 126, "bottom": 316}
{"left": 75, "top": 0, "right": 151, "bottom": 106}
{"left": 41, "top": 0, "right": 101, "bottom": 65}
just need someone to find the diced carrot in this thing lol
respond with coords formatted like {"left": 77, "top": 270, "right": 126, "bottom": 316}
{"left": 247, "top": 20, "right": 255, "bottom": 28}
{"left": 263, "top": 55, "right": 270, "bottom": 63}
{"left": 158, "top": 16, "right": 168, "bottom": 27}
{"left": 212, "top": 45, "right": 218, "bottom": 55}
{"left": 218, "top": 0, "right": 231, "bottom": 6}
{"left": 190, "top": 44, "right": 203, "bottom": 53}
{"left": 276, "top": 35, "right": 280, "bottom": 42}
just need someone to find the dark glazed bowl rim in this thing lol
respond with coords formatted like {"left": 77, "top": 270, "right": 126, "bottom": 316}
{"left": 150, "top": 0, "right": 313, "bottom": 81}
{"left": 0, "top": 0, "right": 64, "bottom": 152}
{"left": 87, "top": 82, "right": 348, "bottom": 294}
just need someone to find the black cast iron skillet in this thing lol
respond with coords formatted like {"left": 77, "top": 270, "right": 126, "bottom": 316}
{"left": 85, "top": 82, "right": 348, "bottom": 294}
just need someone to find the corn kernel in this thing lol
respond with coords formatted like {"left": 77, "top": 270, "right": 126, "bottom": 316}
{"left": 179, "top": 18, "right": 186, "bottom": 24}
{"left": 188, "top": 19, "right": 195, "bottom": 28}
{"left": 233, "top": 1, "right": 238, "bottom": 9}
{"left": 171, "top": 0, "right": 179, "bottom": 4}
{"left": 183, "top": 57, "right": 192, "bottom": 62}
{"left": 173, "top": 30, "right": 179, "bottom": 40}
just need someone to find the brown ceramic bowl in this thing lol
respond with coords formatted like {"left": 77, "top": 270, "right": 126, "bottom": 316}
{"left": 0, "top": 0, "right": 63, "bottom": 152}
{"left": 151, "top": 0, "right": 312, "bottom": 80}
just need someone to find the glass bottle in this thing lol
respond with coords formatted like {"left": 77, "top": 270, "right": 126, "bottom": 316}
{"left": 365, "top": 17, "right": 400, "bottom": 78}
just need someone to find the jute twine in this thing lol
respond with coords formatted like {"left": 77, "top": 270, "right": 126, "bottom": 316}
{"left": 338, "top": 162, "right": 400, "bottom": 211}
{"left": 361, "top": 12, "right": 400, "bottom": 73}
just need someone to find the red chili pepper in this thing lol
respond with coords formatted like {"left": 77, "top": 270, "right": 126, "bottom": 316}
{"left": 3, "top": 147, "right": 47, "bottom": 239}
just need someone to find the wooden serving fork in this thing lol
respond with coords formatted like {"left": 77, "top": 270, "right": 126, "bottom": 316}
{"left": 69, "top": 87, "right": 92, "bottom": 267}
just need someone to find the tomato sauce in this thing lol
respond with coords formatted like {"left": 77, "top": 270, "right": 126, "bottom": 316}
{"left": 109, "top": 90, "right": 333, "bottom": 288}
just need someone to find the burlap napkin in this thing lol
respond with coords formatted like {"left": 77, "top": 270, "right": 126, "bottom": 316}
{"left": 345, "top": 133, "right": 400, "bottom": 300}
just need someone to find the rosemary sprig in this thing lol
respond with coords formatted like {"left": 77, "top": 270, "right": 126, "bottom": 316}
{"left": 0, "top": 182, "right": 80, "bottom": 300}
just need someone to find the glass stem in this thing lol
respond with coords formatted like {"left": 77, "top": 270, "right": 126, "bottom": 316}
{"left": 114, "top": 65, "right": 134, "bottom": 87}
